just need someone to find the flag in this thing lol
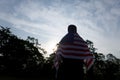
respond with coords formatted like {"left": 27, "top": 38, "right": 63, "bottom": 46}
{"left": 55, "top": 32, "right": 94, "bottom": 70}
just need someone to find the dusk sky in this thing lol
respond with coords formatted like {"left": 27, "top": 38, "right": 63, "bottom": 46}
{"left": 0, "top": 0, "right": 120, "bottom": 58}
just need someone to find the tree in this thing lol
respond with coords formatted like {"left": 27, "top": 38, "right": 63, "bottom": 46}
{"left": 0, "top": 26, "right": 45, "bottom": 75}
{"left": 105, "top": 54, "right": 120, "bottom": 80}
{"left": 42, "top": 44, "right": 58, "bottom": 79}
{"left": 86, "top": 40, "right": 97, "bottom": 54}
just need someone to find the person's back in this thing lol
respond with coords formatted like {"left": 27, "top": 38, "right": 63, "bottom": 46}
{"left": 55, "top": 24, "right": 94, "bottom": 80}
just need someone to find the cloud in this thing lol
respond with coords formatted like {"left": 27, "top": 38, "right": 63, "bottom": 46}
{"left": 0, "top": 0, "right": 120, "bottom": 57}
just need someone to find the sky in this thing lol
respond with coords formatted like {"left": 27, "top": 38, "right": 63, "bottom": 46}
{"left": 0, "top": 0, "right": 120, "bottom": 58}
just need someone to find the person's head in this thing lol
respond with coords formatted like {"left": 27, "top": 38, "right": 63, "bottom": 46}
{"left": 68, "top": 24, "right": 77, "bottom": 33}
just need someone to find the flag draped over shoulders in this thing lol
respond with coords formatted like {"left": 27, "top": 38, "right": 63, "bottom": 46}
{"left": 55, "top": 32, "right": 94, "bottom": 71}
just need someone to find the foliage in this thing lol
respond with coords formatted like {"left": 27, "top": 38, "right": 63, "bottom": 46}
{"left": 86, "top": 40, "right": 97, "bottom": 54}
{"left": 0, "top": 26, "right": 45, "bottom": 75}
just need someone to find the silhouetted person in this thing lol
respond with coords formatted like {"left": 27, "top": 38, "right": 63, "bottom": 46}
{"left": 54, "top": 24, "right": 94, "bottom": 80}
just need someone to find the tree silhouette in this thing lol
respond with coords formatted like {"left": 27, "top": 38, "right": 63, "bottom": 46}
{"left": 105, "top": 54, "right": 120, "bottom": 80}
{"left": 86, "top": 40, "right": 97, "bottom": 54}
{"left": 0, "top": 26, "right": 45, "bottom": 75}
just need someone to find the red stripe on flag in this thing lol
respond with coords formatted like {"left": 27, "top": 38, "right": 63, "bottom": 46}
{"left": 86, "top": 58, "right": 94, "bottom": 68}
{"left": 62, "top": 52, "right": 93, "bottom": 57}
{"left": 61, "top": 43, "right": 88, "bottom": 47}
{"left": 61, "top": 47, "right": 90, "bottom": 52}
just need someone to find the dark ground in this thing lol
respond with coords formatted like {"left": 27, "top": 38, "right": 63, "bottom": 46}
{"left": 0, "top": 75, "right": 54, "bottom": 80}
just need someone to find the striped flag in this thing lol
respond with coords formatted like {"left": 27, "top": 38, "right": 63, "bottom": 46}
{"left": 55, "top": 32, "right": 94, "bottom": 71}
